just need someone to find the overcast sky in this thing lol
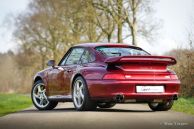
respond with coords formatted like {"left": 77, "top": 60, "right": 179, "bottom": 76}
{"left": 0, "top": 0, "right": 30, "bottom": 53}
{"left": 139, "top": 0, "right": 194, "bottom": 54}
{"left": 0, "top": 0, "right": 193, "bottom": 55}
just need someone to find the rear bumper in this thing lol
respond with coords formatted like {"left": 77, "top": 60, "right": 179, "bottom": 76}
{"left": 86, "top": 79, "right": 180, "bottom": 102}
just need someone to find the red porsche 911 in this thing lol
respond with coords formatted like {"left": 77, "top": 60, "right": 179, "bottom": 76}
{"left": 31, "top": 43, "right": 180, "bottom": 111}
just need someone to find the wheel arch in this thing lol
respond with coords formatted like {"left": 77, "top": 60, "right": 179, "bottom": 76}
{"left": 33, "top": 75, "right": 50, "bottom": 96}
{"left": 34, "top": 76, "right": 43, "bottom": 84}
{"left": 33, "top": 75, "right": 47, "bottom": 88}
{"left": 71, "top": 73, "right": 85, "bottom": 90}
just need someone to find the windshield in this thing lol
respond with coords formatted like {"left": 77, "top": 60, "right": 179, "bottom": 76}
{"left": 96, "top": 46, "right": 149, "bottom": 57}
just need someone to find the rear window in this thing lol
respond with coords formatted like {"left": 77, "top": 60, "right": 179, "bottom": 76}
{"left": 96, "top": 46, "right": 149, "bottom": 57}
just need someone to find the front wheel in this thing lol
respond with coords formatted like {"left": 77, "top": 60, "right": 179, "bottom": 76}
{"left": 72, "top": 76, "right": 97, "bottom": 111}
{"left": 148, "top": 100, "right": 174, "bottom": 111}
{"left": 31, "top": 80, "right": 58, "bottom": 110}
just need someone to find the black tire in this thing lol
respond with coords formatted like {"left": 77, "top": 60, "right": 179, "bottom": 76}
{"left": 72, "top": 76, "right": 97, "bottom": 111}
{"left": 97, "top": 102, "right": 116, "bottom": 108}
{"left": 148, "top": 100, "right": 174, "bottom": 111}
{"left": 31, "top": 80, "right": 58, "bottom": 110}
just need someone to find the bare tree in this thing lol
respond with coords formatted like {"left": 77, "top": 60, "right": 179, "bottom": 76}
{"left": 93, "top": 0, "right": 124, "bottom": 43}
{"left": 93, "top": 0, "right": 159, "bottom": 45}
{"left": 91, "top": 1, "right": 115, "bottom": 42}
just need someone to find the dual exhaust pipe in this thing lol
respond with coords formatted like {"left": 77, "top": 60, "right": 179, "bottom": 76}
{"left": 114, "top": 94, "right": 178, "bottom": 102}
{"left": 115, "top": 94, "right": 124, "bottom": 102}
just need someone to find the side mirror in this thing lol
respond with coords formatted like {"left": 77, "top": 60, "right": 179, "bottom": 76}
{"left": 47, "top": 60, "right": 55, "bottom": 67}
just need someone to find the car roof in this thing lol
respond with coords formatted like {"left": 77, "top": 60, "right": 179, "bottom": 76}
{"left": 73, "top": 43, "right": 141, "bottom": 49}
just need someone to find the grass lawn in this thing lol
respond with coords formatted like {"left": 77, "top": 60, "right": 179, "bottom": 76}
{"left": 172, "top": 97, "right": 194, "bottom": 115}
{"left": 0, "top": 93, "right": 32, "bottom": 116}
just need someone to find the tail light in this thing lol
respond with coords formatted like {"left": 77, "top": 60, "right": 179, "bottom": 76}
{"left": 170, "top": 74, "right": 178, "bottom": 79}
{"left": 103, "top": 74, "right": 125, "bottom": 80}
{"left": 103, "top": 73, "right": 178, "bottom": 80}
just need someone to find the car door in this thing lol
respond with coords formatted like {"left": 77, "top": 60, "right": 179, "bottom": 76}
{"left": 61, "top": 47, "right": 85, "bottom": 95}
{"left": 47, "top": 66, "right": 66, "bottom": 96}
{"left": 47, "top": 47, "right": 85, "bottom": 96}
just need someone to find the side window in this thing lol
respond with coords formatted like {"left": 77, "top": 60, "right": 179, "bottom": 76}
{"left": 60, "top": 51, "right": 70, "bottom": 66}
{"left": 65, "top": 48, "right": 84, "bottom": 65}
{"left": 80, "top": 50, "right": 95, "bottom": 64}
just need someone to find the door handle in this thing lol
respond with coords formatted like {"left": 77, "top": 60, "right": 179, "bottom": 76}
{"left": 67, "top": 69, "right": 72, "bottom": 73}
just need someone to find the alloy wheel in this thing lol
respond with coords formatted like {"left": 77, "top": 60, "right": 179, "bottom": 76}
{"left": 32, "top": 83, "right": 49, "bottom": 108}
{"left": 73, "top": 79, "right": 85, "bottom": 108}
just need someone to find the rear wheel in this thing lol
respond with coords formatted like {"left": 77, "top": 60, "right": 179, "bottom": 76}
{"left": 97, "top": 102, "right": 116, "bottom": 108}
{"left": 72, "top": 76, "right": 97, "bottom": 111}
{"left": 31, "top": 80, "right": 58, "bottom": 110}
{"left": 148, "top": 100, "right": 174, "bottom": 111}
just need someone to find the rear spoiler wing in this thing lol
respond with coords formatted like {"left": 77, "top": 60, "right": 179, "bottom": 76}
{"left": 104, "top": 56, "right": 177, "bottom": 65}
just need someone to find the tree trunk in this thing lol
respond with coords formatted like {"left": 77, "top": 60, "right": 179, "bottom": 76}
{"left": 41, "top": 55, "right": 45, "bottom": 69}
{"left": 131, "top": 0, "right": 137, "bottom": 46}
{"left": 117, "top": 23, "right": 122, "bottom": 43}
{"left": 53, "top": 50, "right": 57, "bottom": 61}
{"left": 117, "top": 0, "right": 123, "bottom": 43}
{"left": 131, "top": 24, "right": 137, "bottom": 46}
{"left": 108, "top": 34, "right": 111, "bottom": 42}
